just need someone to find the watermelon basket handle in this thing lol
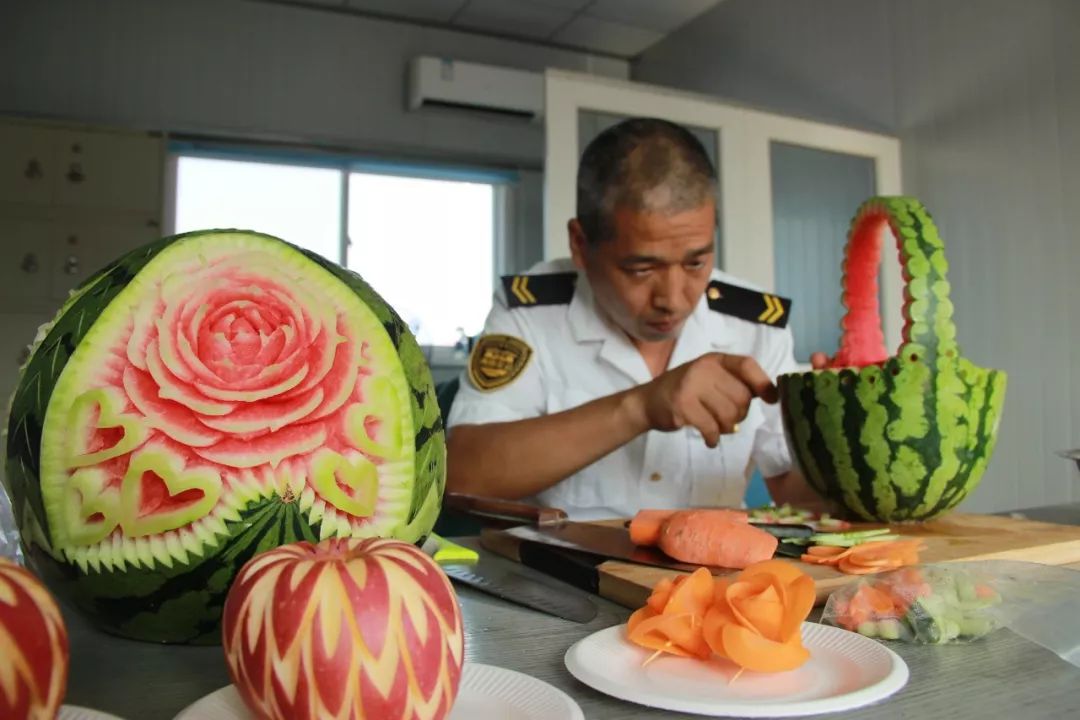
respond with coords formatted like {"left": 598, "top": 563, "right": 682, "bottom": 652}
{"left": 778, "top": 196, "right": 1006, "bottom": 523}
{"left": 829, "top": 197, "right": 959, "bottom": 369}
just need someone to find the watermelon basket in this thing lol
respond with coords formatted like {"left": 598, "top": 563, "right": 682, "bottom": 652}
{"left": 2, "top": 230, "right": 446, "bottom": 643}
{"left": 777, "top": 197, "right": 1007, "bottom": 523}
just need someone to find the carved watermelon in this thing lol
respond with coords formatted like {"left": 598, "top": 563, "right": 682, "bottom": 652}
{"left": 778, "top": 197, "right": 1006, "bottom": 522}
{"left": 2, "top": 230, "right": 446, "bottom": 643}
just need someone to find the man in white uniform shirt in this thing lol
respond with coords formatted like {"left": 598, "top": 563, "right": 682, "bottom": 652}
{"left": 446, "top": 118, "right": 822, "bottom": 520}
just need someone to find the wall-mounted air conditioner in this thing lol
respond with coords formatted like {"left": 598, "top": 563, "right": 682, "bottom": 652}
{"left": 407, "top": 56, "right": 544, "bottom": 121}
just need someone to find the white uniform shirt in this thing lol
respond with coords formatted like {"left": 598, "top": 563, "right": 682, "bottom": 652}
{"left": 447, "top": 259, "right": 798, "bottom": 520}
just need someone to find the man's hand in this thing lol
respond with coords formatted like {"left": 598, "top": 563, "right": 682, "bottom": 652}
{"left": 628, "top": 353, "right": 778, "bottom": 448}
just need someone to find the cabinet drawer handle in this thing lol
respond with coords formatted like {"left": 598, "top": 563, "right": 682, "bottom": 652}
{"left": 66, "top": 162, "right": 85, "bottom": 184}
{"left": 64, "top": 255, "right": 80, "bottom": 275}
{"left": 20, "top": 253, "right": 39, "bottom": 274}
{"left": 24, "top": 158, "right": 43, "bottom": 180}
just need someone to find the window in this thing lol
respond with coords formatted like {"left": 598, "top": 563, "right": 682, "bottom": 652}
{"left": 173, "top": 156, "right": 342, "bottom": 262}
{"left": 172, "top": 152, "right": 499, "bottom": 347}
{"left": 347, "top": 173, "right": 493, "bottom": 346}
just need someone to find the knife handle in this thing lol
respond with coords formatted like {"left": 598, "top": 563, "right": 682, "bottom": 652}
{"left": 443, "top": 493, "right": 568, "bottom": 527}
{"left": 518, "top": 541, "right": 601, "bottom": 594}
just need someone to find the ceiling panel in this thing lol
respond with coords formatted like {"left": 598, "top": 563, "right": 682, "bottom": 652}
{"left": 585, "top": 0, "right": 721, "bottom": 33}
{"left": 523, "top": 0, "right": 592, "bottom": 10}
{"left": 553, "top": 14, "right": 664, "bottom": 57}
{"left": 342, "top": 0, "right": 466, "bottom": 23}
{"left": 247, "top": 0, "right": 726, "bottom": 57}
{"left": 453, "top": 0, "right": 577, "bottom": 40}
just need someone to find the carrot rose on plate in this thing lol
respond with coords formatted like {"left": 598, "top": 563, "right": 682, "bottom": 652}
{"left": 627, "top": 560, "right": 816, "bottom": 674}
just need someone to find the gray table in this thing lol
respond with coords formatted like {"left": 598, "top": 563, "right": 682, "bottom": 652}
{"left": 63, "top": 505, "right": 1080, "bottom": 719}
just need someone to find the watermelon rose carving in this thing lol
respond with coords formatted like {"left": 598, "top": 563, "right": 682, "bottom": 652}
{"left": 3, "top": 231, "right": 446, "bottom": 643}
{"left": 124, "top": 254, "right": 364, "bottom": 467}
{"left": 778, "top": 198, "right": 1006, "bottom": 522}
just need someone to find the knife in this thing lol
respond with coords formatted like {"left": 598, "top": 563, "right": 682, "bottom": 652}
{"left": 461, "top": 496, "right": 815, "bottom": 593}
{"left": 423, "top": 534, "right": 598, "bottom": 624}
{"left": 501, "top": 521, "right": 813, "bottom": 572}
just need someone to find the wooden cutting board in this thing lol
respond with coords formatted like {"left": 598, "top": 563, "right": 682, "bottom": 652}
{"left": 485, "top": 513, "right": 1080, "bottom": 609}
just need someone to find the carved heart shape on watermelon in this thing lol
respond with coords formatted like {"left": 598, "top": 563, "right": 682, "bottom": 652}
{"left": 345, "top": 375, "right": 405, "bottom": 460}
{"left": 310, "top": 449, "right": 378, "bottom": 519}
{"left": 119, "top": 447, "right": 222, "bottom": 537}
{"left": 64, "top": 468, "right": 121, "bottom": 547}
{"left": 67, "top": 388, "right": 149, "bottom": 469}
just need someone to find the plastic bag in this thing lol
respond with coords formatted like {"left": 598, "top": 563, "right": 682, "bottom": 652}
{"left": 0, "top": 479, "right": 22, "bottom": 563}
{"left": 821, "top": 561, "right": 1080, "bottom": 651}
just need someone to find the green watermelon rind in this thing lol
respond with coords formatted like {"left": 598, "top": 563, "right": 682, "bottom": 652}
{"left": 3, "top": 230, "right": 445, "bottom": 643}
{"left": 778, "top": 197, "right": 1007, "bottom": 523}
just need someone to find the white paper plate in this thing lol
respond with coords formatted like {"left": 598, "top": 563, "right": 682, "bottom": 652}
{"left": 564, "top": 622, "right": 908, "bottom": 717}
{"left": 59, "top": 706, "right": 125, "bottom": 720}
{"left": 174, "top": 662, "right": 583, "bottom": 720}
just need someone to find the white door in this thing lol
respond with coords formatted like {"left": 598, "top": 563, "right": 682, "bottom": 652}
{"left": 543, "top": 69, "right": 904, "bottom": 358}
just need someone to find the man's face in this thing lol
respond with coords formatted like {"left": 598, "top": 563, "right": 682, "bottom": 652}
{"left": 570, "top": 201, "right": 716, "bottom": 344}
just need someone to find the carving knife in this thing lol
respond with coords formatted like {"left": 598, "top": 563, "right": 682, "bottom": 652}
{"left": 423, "top": 534, "right": 598, "bottom": 624}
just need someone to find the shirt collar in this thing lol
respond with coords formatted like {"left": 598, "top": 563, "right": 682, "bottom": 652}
{"left": 569, "top": 275, "right": 651, "bottom": 383}
{"left": 569, "top": 275, "right": 737, "bottom": 383}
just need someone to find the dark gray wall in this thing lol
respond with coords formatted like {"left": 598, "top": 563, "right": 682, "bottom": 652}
{"left": 635, "top": 0, "right": 897, "bottom": 133}
{"left": 0, "top": 0, "right": 627, "bottom": 167}
{"left": 636, "top": 0, "right": 1080, "bottom": 511}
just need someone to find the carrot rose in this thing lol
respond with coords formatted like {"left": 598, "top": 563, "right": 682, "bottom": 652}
{"left": 627, "top": 560, "right": 816, "bottom": 674}
{"left": 703, "top": 560, "right": 816, "bottom": 672}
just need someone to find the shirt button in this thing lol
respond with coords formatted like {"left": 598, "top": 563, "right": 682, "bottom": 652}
{"left": 649, "top": 472, "right": 662, "bottom": 482}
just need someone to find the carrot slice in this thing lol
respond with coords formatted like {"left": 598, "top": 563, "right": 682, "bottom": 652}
{"left": 628, "top": 612, "right": 710, "bottom": 659}
{"left": 777, "top": 575, "right": 815, "bottom": 642}
{"left": 726, "top": 576, "right": 782, "bottom": 639}
{"left": 806, "top": 545, "right": 849, "bottom": 558}
{"left": 627, "top": 605, "right": 656, "bottom": 635}
{"left": 665, "top": 567, "right": 715, "bottom": 617}
{"left": 646, "top": 577, "right": 677, "bottom": 613}
{"left": 702, "top": 594, "right": 738, "bottom": 658}
{"left": 739, "top": 559, "right": 809, "bottom": 584}
{"left": 721, "top": 624, "right": 810, "bottom": 673}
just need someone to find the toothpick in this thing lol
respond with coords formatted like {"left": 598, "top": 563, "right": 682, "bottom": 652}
{"left": 641, "top": 648, "right": 666, "bottom": 668}
{"left": 729, "top": 667, "right": 745, "bottom": 685}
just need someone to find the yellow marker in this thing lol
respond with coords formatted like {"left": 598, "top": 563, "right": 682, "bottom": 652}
{"left": 426, "top": 534, "right": 480, "bottom": 564}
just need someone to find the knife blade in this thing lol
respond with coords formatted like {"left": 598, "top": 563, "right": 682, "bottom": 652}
{"left": 424, "top": 534, "right": 597, "bottom": 624}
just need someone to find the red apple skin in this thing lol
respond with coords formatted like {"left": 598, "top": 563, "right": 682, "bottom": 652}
{"left": 222, "top": 538, "right": 464, "bottom": 720}
{"left": 0, "top": 557, "right": 69, "bottom": 720}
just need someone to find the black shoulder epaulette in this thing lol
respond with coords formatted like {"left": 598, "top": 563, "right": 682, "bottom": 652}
{"left": 501, "top": 272, "right": 577, "bottom": 308}
{"left": 706, "top": 280, "right": 792, "bottom": 328}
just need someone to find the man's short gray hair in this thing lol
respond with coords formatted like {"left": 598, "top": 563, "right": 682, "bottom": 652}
{"left": 576, "top": 118, "right": 717, "bottom": 244}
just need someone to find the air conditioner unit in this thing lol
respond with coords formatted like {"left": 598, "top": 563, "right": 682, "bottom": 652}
{"left": 408, "top": 56, "right": 544, "bottom": 121}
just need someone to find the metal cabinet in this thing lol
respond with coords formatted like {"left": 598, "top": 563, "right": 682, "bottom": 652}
{"left": 0, "top": 117, "right": 165, "bottom": 410}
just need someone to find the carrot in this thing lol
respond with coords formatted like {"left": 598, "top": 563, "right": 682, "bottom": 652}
{"left": 629, "top": 509, "right": 678, "bottom": 546}
{"left": 629, "top": 508, "right": 748, "bottom": 546}
{"left": 658, "top": 511, "right": 778, "bottom": 569}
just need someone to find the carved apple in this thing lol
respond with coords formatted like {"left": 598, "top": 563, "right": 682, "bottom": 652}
{"left": 0, "top": 557, "right": 69, "bottom": 719}
{"left": 222, "top": 538, "right": 464, "bottom": 720}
